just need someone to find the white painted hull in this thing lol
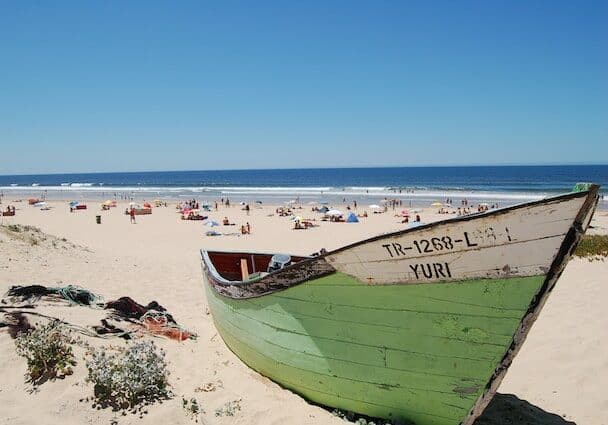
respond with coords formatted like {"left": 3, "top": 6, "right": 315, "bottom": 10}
{"left": 326, "top": 194, "right": 591, "bottom": 284}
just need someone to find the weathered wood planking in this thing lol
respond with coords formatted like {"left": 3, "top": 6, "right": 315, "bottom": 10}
{"left": 200, "top": 185, "right": 601, "bottom": 425}
{"left": 326, "top": 195, "right": 586, "bottom": 284}
{"left": 204, "top": 271, "right": 545, "bottom": 425}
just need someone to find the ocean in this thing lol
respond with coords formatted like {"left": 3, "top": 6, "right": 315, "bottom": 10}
{"left": 1, "top": 165, "right": 607, "bottom": 209}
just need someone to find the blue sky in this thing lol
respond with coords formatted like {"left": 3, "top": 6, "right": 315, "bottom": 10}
{"left": 0, "top": 1, "right": 606, "bottom": 174}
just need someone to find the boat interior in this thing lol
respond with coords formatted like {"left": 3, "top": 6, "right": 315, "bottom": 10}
{"left": 206, "top": 251, "right": 309, "bottom": 282}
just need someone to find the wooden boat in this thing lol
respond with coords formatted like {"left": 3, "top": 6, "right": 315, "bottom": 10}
{"left": 200, "top": 184, "right": 600, "bottom": 425}
{"left": 125, "top": 207, "right": 152, "bottom": 215}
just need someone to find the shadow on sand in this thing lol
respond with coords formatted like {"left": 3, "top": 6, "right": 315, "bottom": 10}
{"left": 474, "top": 393, "right": 576, "bottom": 425}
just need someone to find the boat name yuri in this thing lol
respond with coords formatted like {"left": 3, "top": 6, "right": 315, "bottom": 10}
{"left": 409, "top": 262, "right": 452, "bottom": 279}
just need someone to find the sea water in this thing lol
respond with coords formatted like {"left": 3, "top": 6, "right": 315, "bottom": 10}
{"left": 1, "top": 165, "right": 606, "bottom": 209}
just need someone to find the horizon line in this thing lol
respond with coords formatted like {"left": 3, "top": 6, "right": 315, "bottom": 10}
{"left": 1, "top": 162, "right": 608, "bottom": 177}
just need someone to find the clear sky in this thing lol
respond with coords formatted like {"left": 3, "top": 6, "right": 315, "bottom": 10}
{"left": 1, "top": 1, "right": 606, "bottom": 174}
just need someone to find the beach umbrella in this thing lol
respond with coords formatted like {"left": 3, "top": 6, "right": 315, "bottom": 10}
{"left": 287, "top": 200, "right": 297, "bottom": 205}
{"left": 318, "top": 206, "right": 329, "bottom": 213}
{"left": 326, "top": 209, "right": 343, "bottom": 216}
{"left": 205, "top": 220, "right": 219, "bottom": 227}
{"left": 431, "top": 202, "right": 443, "bottom": 207}
{"left": 69, "top": 201, "right": 79, "bottom": 207}
{"left": 292, "top": 216, "right": 302, "bottom": 221}
{"left": 369, "top": 204, "right": 381, "bottom": 209}
{"left": 401, "top": 209, "right": 410, "bottom": 217}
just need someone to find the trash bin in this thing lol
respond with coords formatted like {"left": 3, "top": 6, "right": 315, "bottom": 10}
{"left": 96, "top": 215, "right": 101, "bottom": 224}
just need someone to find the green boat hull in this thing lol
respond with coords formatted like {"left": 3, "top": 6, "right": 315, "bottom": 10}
{"left": 205, "top": 271, "right": 545, "bottom": 425}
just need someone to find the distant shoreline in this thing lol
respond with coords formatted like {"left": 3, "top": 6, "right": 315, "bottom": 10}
{"left": 2, "top": 163, "right": 608, "bottom": 178}
{"left": 1, "top": 165, "right": 606, "bottom": 210}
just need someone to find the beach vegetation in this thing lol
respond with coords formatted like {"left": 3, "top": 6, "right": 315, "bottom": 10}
{"left": 86, "top": 340, "right": 171, "bottom": 409}
{"left": 6, "top": 224, "right": 23, "bottom": 232}
{"left": 14, "top": 320, "right": 76, "bottom": 384}
{"left": 214, "top": 399, "right": 241, "bottom": 417}
{"left": 182, "top": 397, "right": 202, "bottom": 422}
{"left": 331, "top": 408, "right": 394, "bottom": 425}
{"left": 575, "top": 234, "right": 608, "bottom": 260}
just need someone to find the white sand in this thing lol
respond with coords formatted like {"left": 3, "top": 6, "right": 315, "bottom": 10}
{"left": 1, "top": 200, "right": 607, "bottom": 424}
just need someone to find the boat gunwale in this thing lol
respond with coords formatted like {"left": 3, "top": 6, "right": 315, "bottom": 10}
{"left": 201, "top": 187, "right": 598, "bottom": 290}
{"left": 324, "top": 187, "right": 594, "bottom": 258}
{"left": 201, "top": 250, "right": 314, "bottom": 286}
{"left": 461, "top": 183, "right": 600, "bottom": 425}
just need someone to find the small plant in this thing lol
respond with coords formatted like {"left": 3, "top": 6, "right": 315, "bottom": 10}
{"left": 6, "top": 224, "right": 22, "bottom": 232}
{"left": 14, "top": 320, "right": 76, "bottom": 383}
{"left": 86, "top": 340, "right": 171, "bottom": 409}
{"left": 182, "top": 397, "right": 202, "bottom": 422}
{"left": 331, "top": 408, "right": 393, "bottom": 425}
{"left": 575, "top": 234, "right": 608, "bottom": 260}
{"left": 214, "top": 399, "right": 241, "bottom": 417}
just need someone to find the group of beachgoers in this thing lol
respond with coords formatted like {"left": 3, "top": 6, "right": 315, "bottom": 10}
{"left": 3, "top": 205, "right": 16, "bottom": 216}
{"left": 437, "top": 202, "right": 499, "bottom": 216}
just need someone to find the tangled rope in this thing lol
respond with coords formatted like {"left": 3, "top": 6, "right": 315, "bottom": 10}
{"left": 6, "top": 284, "right": 104, "bottom": 308}
{"left": 3, "top": 285, "right": 196, "bottom": 342}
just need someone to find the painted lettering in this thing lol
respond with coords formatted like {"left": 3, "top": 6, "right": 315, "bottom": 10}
{"left": 421, "top": 264, "right": 433, "bottom": 278}
{"left": 410, "top": 262, "right": 453, "bottom": 280}
{"left": 409, "top": 264, "right": 420, "bottom": 279}
{"left": 433, "top": 263, "right": 446, "bottom": 278}
{"left": 382, "top": 244, "right": 393, "bottom": 258}
{"left": 464, "top": 231, "right": 478, "bottom": 247}
{"left": 392, "top": 242, "right": 407, "bottom": 256}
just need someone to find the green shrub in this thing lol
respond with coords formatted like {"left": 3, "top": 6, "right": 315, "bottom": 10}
{"left": 86, "top": 340, "right": 171, "bottom": 408}
{"left": 575, "top": 234, "right": 608, "bottom": 259}
{"left": 14, "top": 320, "right": 76, "bottom": 383}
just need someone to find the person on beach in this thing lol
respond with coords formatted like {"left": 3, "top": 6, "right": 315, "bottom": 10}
{"left": 130, "top": 207, "right": 136, "bottom": 224}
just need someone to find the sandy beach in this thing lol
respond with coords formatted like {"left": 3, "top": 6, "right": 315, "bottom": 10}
{"left": 1, "top": 199, "right": 607, "bottom": 425}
